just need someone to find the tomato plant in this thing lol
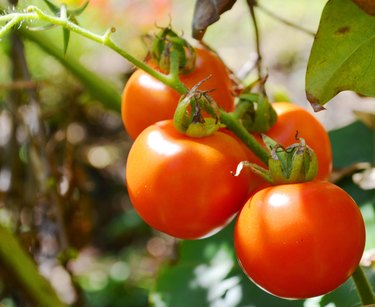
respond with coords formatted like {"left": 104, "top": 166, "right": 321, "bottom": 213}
{"left": 234, "top": 180, "right": 366, "bottom": 299}
{"left": 1, "top": 1, "right": 374, "bottom": 306}
{"left": 125, "top": 120, "right": 250, "bottom": 239}
{"left": 121, "top": 46, "right": 235, "bottom": 140}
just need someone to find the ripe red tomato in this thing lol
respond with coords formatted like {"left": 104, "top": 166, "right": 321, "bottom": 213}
{"left": 234, "top": 181, "right": 366, "bottom": 299}
{"left": 126, "top": 120, "right": 250, "bottom": 239}
{"left": 122, "top": 47, "right": 235, "bottom": 140}
{"left": 266, "top": 102, "right": 332, "bottom": 181}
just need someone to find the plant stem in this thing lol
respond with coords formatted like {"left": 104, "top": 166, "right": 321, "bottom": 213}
{"left": 351, "top": 265, "right": 375, "bottom": 305}
{"left": 220, "top": 111, "right": 269, "bottom": 165}
{"left": 0, "top": 6, "right": 187, "bottom": 94}
{"left": 247, "top": 0, "right": 263, "bottom": 82}
{"left": 256, "top": 3, "right": 315, "bottom": 36}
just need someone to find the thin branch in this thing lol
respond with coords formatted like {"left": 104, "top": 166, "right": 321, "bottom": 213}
{"left": 352, "top": 266, "right": 375, "bottom": 305}
{"left": 256, "top": 3, "right": 316, "bottom": 37}
{"left": 247, "top": 0, "right": 263, "bottom": 81}
{"left": 0, "top": 6, "right": 187, "bottom": 94}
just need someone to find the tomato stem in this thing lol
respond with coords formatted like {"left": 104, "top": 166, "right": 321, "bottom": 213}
{"left": 351, "top": 265, "right": 375, "bottom": 305}
{"left": 219, "top": 111, "right": 270, "bottom": 165}
{"left": 246, "top": 0, "right": 263, "bottom": 81}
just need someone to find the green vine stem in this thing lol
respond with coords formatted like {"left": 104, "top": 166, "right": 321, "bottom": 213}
{"left": 352, "top": 265, "right": 375, "bottom": 305}
{"left": 0, "top": 6, "right": 186, "bottom": 94}
{"left": 220, "top": 111, "right": 269, "bottom": 165}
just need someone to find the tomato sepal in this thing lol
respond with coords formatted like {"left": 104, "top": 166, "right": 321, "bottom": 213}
{"left": 173, "top": 79, "right": 222, "bottom": 137}
{"left": 234, "top": 92, "right": 277, "bottom": 133}
{"left": 150, "top": 27, "right": 196, "bottom": 74}
{"left": 264, "top": 134, "right": 318, "bottom": 184}
{"left": 233, "top": 134, "right": 318, "bottom": 184}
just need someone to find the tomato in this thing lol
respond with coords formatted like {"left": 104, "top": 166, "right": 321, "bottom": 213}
{"left": 122, "top": 47, "right": 235, "bottom": 140}
{"left": 266, "top": 102, "right": 332, "bottom": 180}
{"left": 234, "top": 181, "right": 366, "bottom": 299}
{"left": 126, "top": 120, "right": 250, "bottom": 239}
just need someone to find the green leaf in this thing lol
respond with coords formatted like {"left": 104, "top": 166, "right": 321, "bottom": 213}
{"left": 329, "top": 120, "right": 374, "bottom": 169}
{"left": 42, "top": 0, "right": 60, "bottom": 14}
{"left": 20, "top": 30, "right": 121, "bottom": 112}
{"left": 306, "top": 0, "right": 375, "bottom": 108}
{"left": 63, "top": 28, "right": 70, "bottom": 55}
{"left": 0, "top": 225, "right": 65, "bottom": 307}
{"left": 70, "top": 1, "right": 90, "bottom": 16}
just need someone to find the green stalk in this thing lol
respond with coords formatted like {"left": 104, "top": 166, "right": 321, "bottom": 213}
{"left": 351, "top": 265, "right": 375, "bottom": 305}
{"left": 220, "top": 110, "right": 269, "bottom": 165}
{"left": 0, "top": 225, "right": 66, "bottom": 307}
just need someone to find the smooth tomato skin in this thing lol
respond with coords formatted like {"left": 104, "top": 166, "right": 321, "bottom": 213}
{"left": 267, "top": 102, "right": 332, "bottom": 180}
{"left": 234, "top": 181, "right": 366, "bottom": 299}
{"left": 126, "top": 120, "right": 250, "bottom": 239}
{"left": 122, "top": 47, "right": 235, "bottom": 140}
{"left": 220, "top": 129, "right": 270, "bottom": 195}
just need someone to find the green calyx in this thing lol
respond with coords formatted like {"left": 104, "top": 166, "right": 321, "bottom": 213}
{"left": 151, "top": 27, "right": 196, "bottom": 74}
{"left": 173, "top": 79, "right": 222, "bottom": 138}
{"left": 233, "top": 135, "right": 318, "bottom": 184}
{"left": 266, "top": 135, "right": 318, "bottom": 184}
{"left": 234, "top": 93, "right": 277, "bottom": 133}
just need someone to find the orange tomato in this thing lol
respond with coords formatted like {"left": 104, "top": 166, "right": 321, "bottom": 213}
{"left": 235, "top": 181, "right": 365, "bottom": 299}
{"left": 126, "top": 120, "right": 250, "bottom": 239}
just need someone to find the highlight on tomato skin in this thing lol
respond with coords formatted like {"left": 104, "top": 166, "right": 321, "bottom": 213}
{"left": 234, "top": 181, "right": 366, "bottom": 299}
{"left": 125, "top": 120, "right": 251, "bottom": 240}
{"left": 121, "top": 47, "right": 235, "bottom": 140}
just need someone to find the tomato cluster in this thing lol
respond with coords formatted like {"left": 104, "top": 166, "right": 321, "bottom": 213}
{"left": 122, "top": 43, "right": 365, "bottom": 300}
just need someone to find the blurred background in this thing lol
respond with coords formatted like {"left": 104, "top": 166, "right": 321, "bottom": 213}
{"left": 0, "top": 0, "right": 374, "bottom": 306}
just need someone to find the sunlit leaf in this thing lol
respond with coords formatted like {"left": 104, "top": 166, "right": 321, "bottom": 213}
{"left": 192, "top": 0, "right": 237, "bottom": 40}
{"left": 306, "top": 0, "right": 375, "bottom": 108}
